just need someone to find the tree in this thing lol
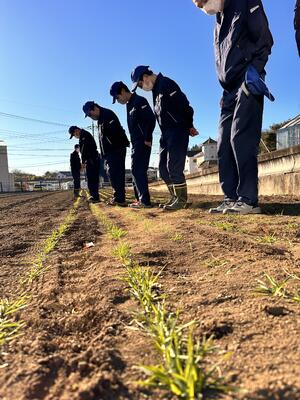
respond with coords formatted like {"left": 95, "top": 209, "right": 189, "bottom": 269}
{"left": 259, "top": 120, "right": 290, "bottom": 154}
{"left": 189, "top": 144, "right": 202, "bottom": 152}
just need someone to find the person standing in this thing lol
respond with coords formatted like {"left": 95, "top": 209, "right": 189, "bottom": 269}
{"left": 193, "top": 0, "right": 274, "bottom": 215}
{"left": 131, "top": 66, "right": 198, "bottom": 210}
{"left": 110, "top": 81, "right": 156, "bottom": 208}
{"left": 295, "top": 0, "right": 300, "bottom": 56}
{"left": 68, "top": 126, "right": 100, "bottom": 203}
{"left": 82, "top": 101, "right": 130, "bottom": 206}
{"left": 70, "top": 144, "right": 81, "bottom": 198}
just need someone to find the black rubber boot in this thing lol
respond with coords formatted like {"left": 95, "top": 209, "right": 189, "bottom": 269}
{"left": 163, "top": 183, "right": 187, "bottom": 211}
{"left": 159, "top": 185, "right": 176, "bottom": 208}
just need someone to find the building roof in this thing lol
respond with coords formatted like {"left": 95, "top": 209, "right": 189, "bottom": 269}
{"left": 202, "top": 137, "right": 217, "bottom": 145}
{"left": 279, "top": 114, "right": 300, "bottom": 130}
{"left": 0, "top": 140, "right": 7, "bottom": 147}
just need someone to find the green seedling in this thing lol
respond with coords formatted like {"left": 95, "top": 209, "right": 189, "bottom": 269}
{"left": 21, "top": 199, "right": 80, "bottom": 287}
{"left": 254, "top": 273, "right": 290, "bottom": 298}
{"left": 170, "top": 233, "right": 183, "bottom": 242}
{"left": 122, "top": 264, "right": 164, "bottom": 314}
{"left": 211, "top": 221, "right": 236, "bottom": 232}
{"left": 137, "top": 303, "right": 235, "bottom": 399}
{"left": 112, "top": 243, "right": 132, "bottom": 264}
{"left": 0, "top": 296, "right": 28, "bottom": 357}
{"left": 109, "top": 225, "right": 127, "bottom": 240}
{"left": 256, "top": 233, "right": 277, "bottom": 244}
{"left": 205, "top": 257, "right": 229, "bottom": 269}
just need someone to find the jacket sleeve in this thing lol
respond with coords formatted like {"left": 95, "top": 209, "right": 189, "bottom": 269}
{"left": 295, "top": 0, "right": 300, "bottom": 30}
{"left": 165, "top": 79, "right": 194, "bottom": 129}
{"left": 247, "top": 0, "right": 274, "bottom": 74}
{"left": 105, "top": 110, "right": 129, "bottom": 147}
{"left": 137, "top": 98, "right": 156, "bottom": 142}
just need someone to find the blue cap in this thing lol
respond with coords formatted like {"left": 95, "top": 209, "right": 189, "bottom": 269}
{"left": 82, "top": 101, "right": 95, "bottom": 118}
{"left": 110, "top": 81, "right": 129, "bottom": 103}
{"left": 245, "top": 66, "right": 275, "bottom": 102}
{"left": 131, "top": 65, "right": 150, "bottom": 91}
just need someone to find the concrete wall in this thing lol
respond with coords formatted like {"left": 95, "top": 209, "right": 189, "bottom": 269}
{"left": 150, "top": 145, "right": 300, "bottom": 196}
{"left": 0, "top": 141, "right": 14, "bottom": 192}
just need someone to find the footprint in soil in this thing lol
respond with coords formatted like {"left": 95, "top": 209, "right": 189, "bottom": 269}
{"left": 264, "top": 305, "right": 291, "bottom": 317}
{"left": 204, "top": 321, "right": 234, "bottom": 340}
{"left": 112, "top": 294, "right": 131, "bottom": 305}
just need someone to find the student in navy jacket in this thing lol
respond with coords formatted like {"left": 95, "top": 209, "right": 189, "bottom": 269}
{"left": 193, "top": 0, "right": 273, "bottom": 215}
{"left": 82, "top": 101, "right": 130, "bottom": 206}
{"left": 70, "top": 144, "right": 81, "bottom": 198}
{"left": 110, "top": 81, "right": 156, "bottom": 208}
{"left": 131, "top": 66, "right": 198, "bottom": 210}
{"left": 295, "top": 0, "right": 300, "bottom": 56}
{"left": 69, "top": 126, "right": 100, "bottom": 203}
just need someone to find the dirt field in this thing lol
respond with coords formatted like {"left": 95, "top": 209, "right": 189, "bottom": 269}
{"left": 0, "top": 190, "right": 299, "bottom": 400}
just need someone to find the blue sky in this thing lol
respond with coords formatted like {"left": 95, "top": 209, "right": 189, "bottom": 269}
{"left": 0, "top": 0, "right": 299, "bottom": 174}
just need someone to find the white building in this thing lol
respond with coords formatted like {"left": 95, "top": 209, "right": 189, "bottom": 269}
{"left": 56, "top": 171, "right": 73, "bottom": 179}
{"left": 276, "top": 115, "right": 300, "bottom": 150}
{"left": 185, "top": 138, "right": 218, "bottom": 175}
{"left": 201, "top": 138, "right": 218, "bottom": 162}
{"left": 184, "top": 150, "right": 200, "bottom": 175}
{"left": 0, "top": 140, "right": 14, "bottom": 192}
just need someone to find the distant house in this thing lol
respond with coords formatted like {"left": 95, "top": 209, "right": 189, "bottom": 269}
{"left": 148, "top": 167, "right": 159, "bottom": 182}
{"left": 56, "top": 171, "right": 73, "bottom": 180}
{"left": 184, "top": 138, "right": 218, "bottom": 175}
{"left": 184, "top": 150, "right": 200, "bottom": 175}
{"left": 276, "top": 115, "right": 300, "bottom": 150}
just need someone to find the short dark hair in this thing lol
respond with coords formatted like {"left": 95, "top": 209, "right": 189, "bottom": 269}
{"left": 119, "top": 82, "right": 130, "bottom": 94}
{"left": 142, "top": 70, "right": 153, "bottom": 77}
{"left": 68, "top": 126, "right": 80, "bottom": 134}
{"left": 74, "top": 144, "right": 80, "bottom": 149}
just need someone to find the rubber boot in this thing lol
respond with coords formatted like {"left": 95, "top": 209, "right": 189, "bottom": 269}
{"left": 159, "top": 184, "right": 176, "bottom": 208}
{"left": 163, "top": 183, "right": 187, "bottom": 211}
{"left": 74, "top": 189, "right": 80, "bottom": 199}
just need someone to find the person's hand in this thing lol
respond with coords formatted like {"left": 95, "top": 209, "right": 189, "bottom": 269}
{"left": 192, "top": 0, "right": 205, "bottom": 8}
{"left": 144, "top": 141, "right": 152, "bottom": 147}
{"left": 189, "top": 127, "right": 199, "bottom": 137}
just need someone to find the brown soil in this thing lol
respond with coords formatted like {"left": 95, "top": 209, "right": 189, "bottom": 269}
{"left": 0, "top": 191, "right": 299, "bottom": 400}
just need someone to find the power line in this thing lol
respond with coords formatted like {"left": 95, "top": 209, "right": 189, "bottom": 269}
{"left": 0, "top": 111, "right": 70, "bottom": 127}
{"left": 15, "top": 161, "right": 69, "bottom": 167}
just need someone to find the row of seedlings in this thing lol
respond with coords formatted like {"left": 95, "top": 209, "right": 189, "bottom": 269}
{"left": 90, "top": 204, "right": 236, "bottom": 399}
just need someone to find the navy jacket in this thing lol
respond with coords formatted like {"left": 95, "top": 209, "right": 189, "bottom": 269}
{"left": 295, "top": 0, "right": 300, "bottom": 55}
{"left": 79, "top": 129, "right": 99, "bottom": 164}
{"left": 126, "top": 93, "right": 156, "bottom": 145}
{"left": 152, "top": 73, "right": 194, "bottom": 132}
{"left": 295, "top": 0, "right": 300, "bottom": 30}
{"left": 214, "top": 0, "right": 273, "bottom": 91}
{"left": 70, "top": 151, "right": 81, "bottom": 175}
{"left": 97, "top": 107, "right": 129, "bottom": 157}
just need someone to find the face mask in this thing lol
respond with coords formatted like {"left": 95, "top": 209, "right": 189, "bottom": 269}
{"left": 202, "top": 0, "right": 223, "bottom": 15}
{"left": 142, "top": 81, "right": 154, "bottom": 91}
